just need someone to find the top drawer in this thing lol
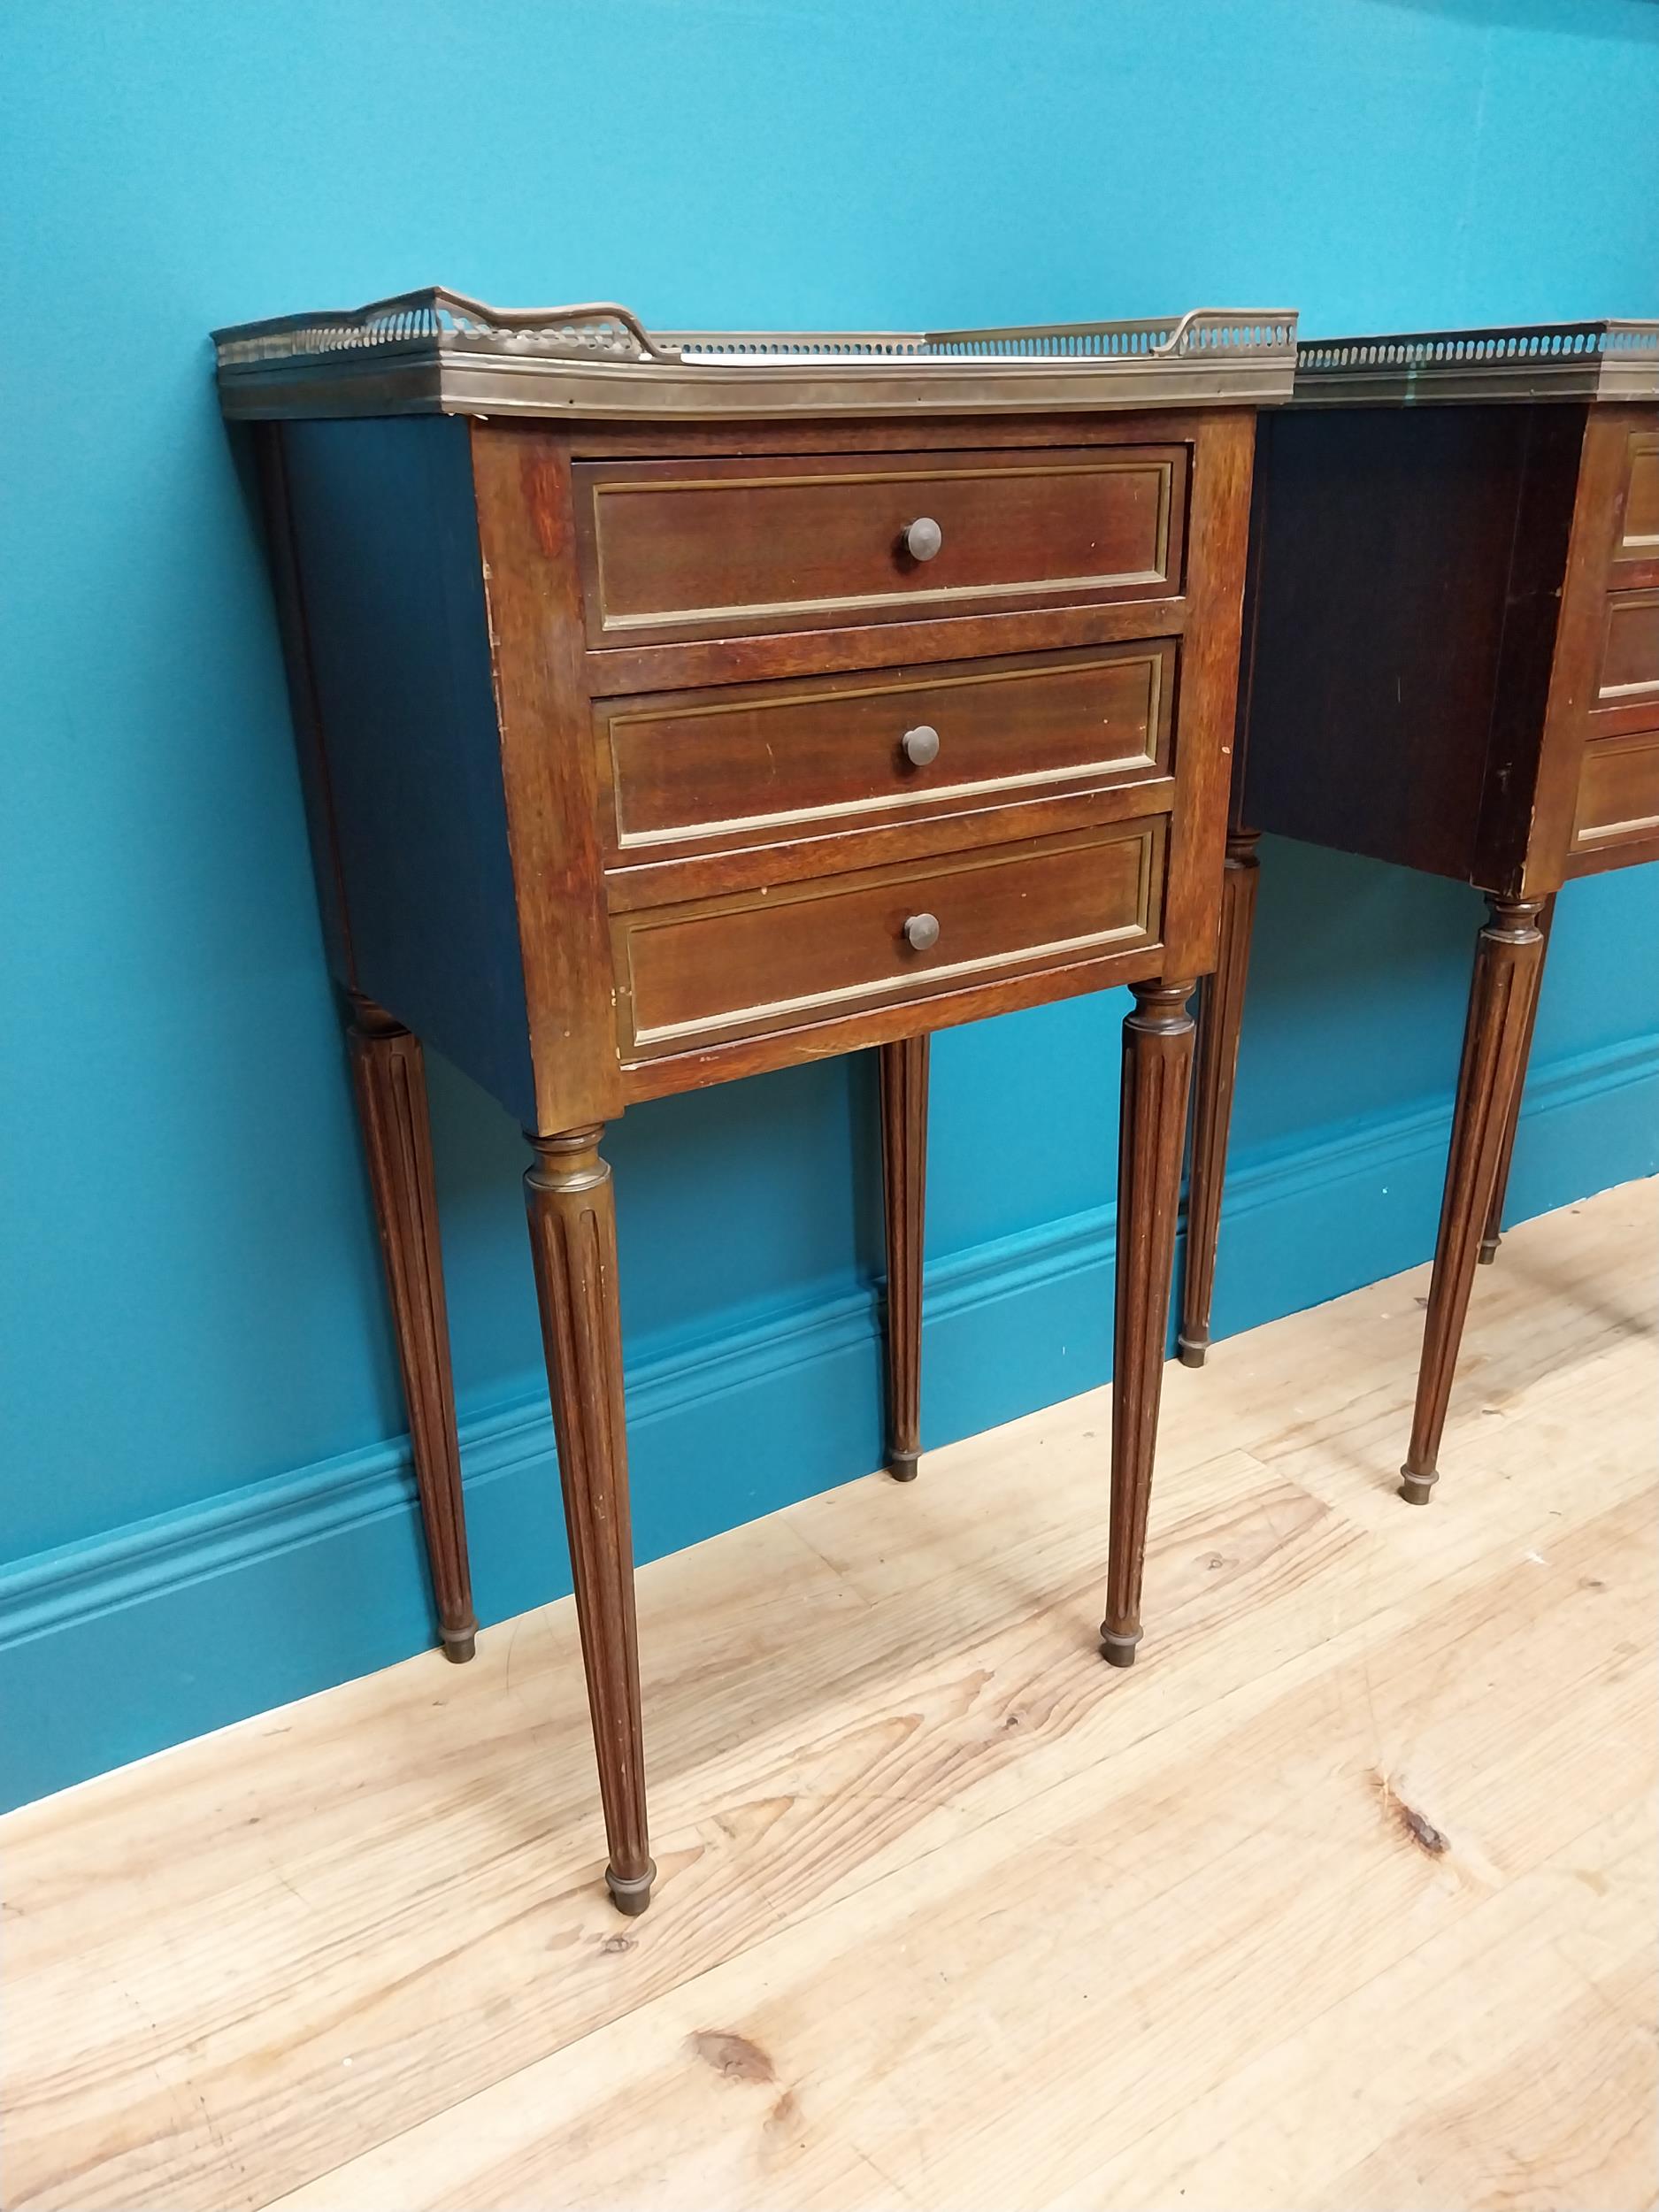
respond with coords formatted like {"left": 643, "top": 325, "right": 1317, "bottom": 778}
{"left": 572, "top": 445, "right": 1187, "bottom": 647}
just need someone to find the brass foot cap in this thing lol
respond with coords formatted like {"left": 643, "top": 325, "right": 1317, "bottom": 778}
{"left": 1100, "top": 1628, "right": 1142, "bottom": 1669}
{"left": 1176, "top": 1333, "right": 1209, "bottom": 1369}
{"left": 442, "top": 1628, "right": 478, "bottom": 1663}
{"left": 1399, "top": 1469, "right": 1437, "bottom": 1508}
{"left": 1477, "top": 1237, "right": 1500, "bottom": 1266}
{"left": 887, "top": 1449, "right": 920, "bottom": 1484}
{"left": 606, "top": 1862, "right": 657, "bottom": 1916}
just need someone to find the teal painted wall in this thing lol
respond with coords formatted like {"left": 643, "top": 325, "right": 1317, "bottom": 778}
{"left": 4, "top": 0, "right": 1657, "bottom": 1808}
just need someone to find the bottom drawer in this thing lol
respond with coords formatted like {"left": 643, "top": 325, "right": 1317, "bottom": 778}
{"left": 1571, "top": 731, "right": 1659, "bottom": 856}
{"left": 613, "top": 818, "right": 1163, "bottom": 1058}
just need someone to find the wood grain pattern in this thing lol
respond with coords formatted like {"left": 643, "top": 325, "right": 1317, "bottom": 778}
{"left": 1614, "top": 429, "right": 1659, "bottom": 564}
{"left": 877, "top": 1036, "right": 928, "bottom": 1482}
{"left": 524, "top": 1127, "right": 653, "bottom": 1915}
{"left": 582, "top": 591, "right": 1193, "bottom": 701}
{"left": 1598, "top": 590, "right": 1659, "bottom": 701}
{"left": 277, "top": 418, "right": 539, "bottom": 1123}
{"left": 564, "top": 407, "right": 1216, "bottom": 465}
{"left": 346, "top": 996, "right": 476, "bottom": 1659}
{"left": 1471, "top": 405, "right": 1588, "bottom": 893}
{"left": 1240, "top": 405, "right": 1528, "bottom": 881}
{"left": 247, "top": 401, "right": 1253, "bottom": 1121}
{"left": 1156, "top": 410, "right": 1256, "bottom": 982}
{"left": 611, "top": 819, "right": 1162, "bottom": 1060}
{"left": 1071, "top": 1804, "right": 1655, "bottom": 2211}
{"left": 1179, "top": 825, "right": 1261, "bottom": 1365}
{"left": 1402, "top": 897, "right": 1548, "bottom": 1504}
{"left": 251, "top": 425, "right": 357, "bottom": 982}
{"left": 471, "top": 423, "right": 624, "bottom": 1136}
{"left": 572, "top": 445, "right": 1186, "bottom": 646}
{"left": 4, "top": 1185, "right": 1648, "bottom": 2212}
{"left": 615, "top": 933, "right": 1170, "bottom": 1105}
{"left": 1479, "top": 889, "right": 1556, "bottom": 1265}
{"left": 1102, "top": 977, "right": 1197, "bottom": 1664}
{"left": 1530, "top": 403, "right": 1659, "bottom": 887}
{"left": 595, "top": 641, "right": 1170, "bottom": 862}
{"left": 1572, "top": 729, "right": 1659, "bottom": 855}
{"left": 1240, "top": 405, "right": 1582, "bottom": 892}
{"left": 602, "top": 765, "right": 1178, "bottom": 915}
{"left": 1330, "top": 1946, "right": 1656, "bottom": 2212}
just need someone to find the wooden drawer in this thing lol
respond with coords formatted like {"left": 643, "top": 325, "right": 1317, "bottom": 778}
{"left": 1585, "top": 588, "right": 1659, "bottom": 744}
{"left": 1598, "top": 590, "right": 1659, "bottom": 707}
{"left": 1611, "top": 430, "right": 1659, "bottom": 573}
{"left": 597, "top": 641, "right": 1173, "bottom": 860}
{"left": 573, "top": 445, "right": 1185, "bottom": 646}
{"left": 1571, "top": 729, "right": 1659, "bottom": 856}
{"left": 612, "top": 818, "right": 1163, "bottom": 1058}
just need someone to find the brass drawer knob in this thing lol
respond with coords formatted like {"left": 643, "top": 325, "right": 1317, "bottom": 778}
{"left": 901, "top": 724, "right": 941, "bottom": 767}
{"left": 902, "top": 911, "right": 941, "bottom": 952}
{"left": 902, "top": 516, "right": 943, "bottom": 563}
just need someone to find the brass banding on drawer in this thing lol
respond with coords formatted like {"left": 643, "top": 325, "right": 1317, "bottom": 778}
{"left": 613, "top": 818, "right": 1164, "bottom": 1057}
{"left": 1572, "top": 729, "right": 1659, "bottom": 852}
{"left": 598, "top": 641, "right": 1173, "bottom": 857}
{"left": 1615, "top": 431, "right": 1659, "bottom": 563}
{"left": 1597, "top": 590, "right": 1659, "bottom": 703}
{"left": 573, "top": 445, "right": 1186, "bottom": 645}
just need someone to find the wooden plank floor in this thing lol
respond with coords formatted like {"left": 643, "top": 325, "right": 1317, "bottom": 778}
{"left": 4, "top": 1181, "right": 1655, "bottom": 2212}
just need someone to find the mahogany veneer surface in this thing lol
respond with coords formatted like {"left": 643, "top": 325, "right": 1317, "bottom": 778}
{"left": 276, "top": 407, "right": 1254, "bottom": 1129}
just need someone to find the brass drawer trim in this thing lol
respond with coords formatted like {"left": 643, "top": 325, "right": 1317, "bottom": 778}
{"left": 599, "top": 642, "right": 1171, "bottom": 856}
{"left": 1572, "top": 730, "right": 1659, "bottom": 851}
{"left": 613, "top": 818, "right": 1162, "bottom": 1057}
{"left": 575, "top": 449, "right": 1183, "bottom": 646}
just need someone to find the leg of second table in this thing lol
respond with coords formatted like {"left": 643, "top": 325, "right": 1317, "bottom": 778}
{"left": 1179, "top": 827, "right": 1262, "bottom": 1368}
{"left": 525, "top": 1125, "right": 654, "bottom": 1916}
{"left": 878, "top": 1035, "right": 928, "bottom": 1483}
{"left": 346, "top": 995, "right": 477, "bottom": 1663}
{"left": 1102, "top": 979, "right": 1197, "bottom": 1667}
{"left": 1479, "top": 890, "right": 1556, "bottom": 1266}
{"left": 1402, "top": 897, "right": 1547, "bottom": 1507}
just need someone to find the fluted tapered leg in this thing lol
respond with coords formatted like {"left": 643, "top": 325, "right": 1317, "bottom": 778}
{"left": 1102, "top": 979, "right": 1197, "bottom": 1666}
{"left": 1402, "top": 898, "right": 1548, "bottom": 1506}
{"left": 346, "top": 995, "right": 476, "bottom": 1662}
{"left": 878, "top": 1036, "right": 928, "bottom": 1482}
{"left": 1479, "top": 890, "right": 1556, "bottom": 1266}
{"left": 1179, "top": 828, "right": 1261, "bottom": 1367}
{"left": 525, "top": 1125, "right": 653, "bottom": 1915}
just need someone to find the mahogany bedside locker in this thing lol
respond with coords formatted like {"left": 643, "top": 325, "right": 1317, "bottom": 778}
{"left": 214, "top": 291, "right": 1296, "bottom": 1911}
{"left": 1179, "top": 319, "right": 1659, "bottom": 1504}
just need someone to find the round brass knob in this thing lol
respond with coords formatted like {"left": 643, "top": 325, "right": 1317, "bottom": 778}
{"left": 901, "top": 724, "right": 941, "bottom": 767}
{"left": 902, "top": 912, "right": 941, "bottom": 952}
{"left": 902, "top": 516, "right": 943, "bottom": 562}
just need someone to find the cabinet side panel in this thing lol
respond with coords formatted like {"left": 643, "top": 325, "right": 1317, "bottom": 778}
{"left": 1160, "top": 408, "right": 1256, "bottom": 979}
{"left": 254, "top": 426, "right": 358, "bottom": 983}
{"left": 1226, "top": 416, "right": 1275, "bottom": 834}
{"left": 280, "top": 417, "right": 535, "bottom": 1125}
{"left": 469, "top": 421, "right": 625, "bottom": 1135}
{"left": 1240, "top": 406, "right": 1529, "bottom": 881}
{"left": 1471, "top": 405, "right": 1585, "bottom": 892}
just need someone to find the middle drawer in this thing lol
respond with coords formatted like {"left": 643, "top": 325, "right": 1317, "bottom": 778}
{"left": 596, "top": 641, "right": 1174, "bottom": 862}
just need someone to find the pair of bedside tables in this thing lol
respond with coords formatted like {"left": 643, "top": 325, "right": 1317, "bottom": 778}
{"left": 215, "top": 296, "right": 1655, "bottom": 1913}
